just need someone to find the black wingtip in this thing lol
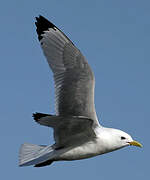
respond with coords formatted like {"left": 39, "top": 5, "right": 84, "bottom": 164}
{"left": 34, "top": 160, "right": 54, "bottom": 167}
{"left": 35, "top": 15, "right": 56, "bottom": 41}
{"left": 32, "top": 112, "right": 51, "bottom": 122}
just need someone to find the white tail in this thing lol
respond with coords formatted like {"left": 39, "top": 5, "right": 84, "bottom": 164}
{"left": 19, "top": 143, "right": 54, "bottom": 167}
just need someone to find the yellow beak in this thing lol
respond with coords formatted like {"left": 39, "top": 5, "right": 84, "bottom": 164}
{"left": 129, "top": 140, "right": 143, "bottom": 148}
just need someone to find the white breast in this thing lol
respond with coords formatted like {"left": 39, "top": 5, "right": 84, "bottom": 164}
{"left": 56, "top": 139, "right": 105, "bottom": 161}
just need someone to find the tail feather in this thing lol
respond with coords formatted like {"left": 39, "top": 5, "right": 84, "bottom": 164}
{"left": 19, "top": 143, "right": 54, "bottom": 167}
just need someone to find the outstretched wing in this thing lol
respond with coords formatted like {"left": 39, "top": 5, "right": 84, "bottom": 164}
{"left": 33, "top": 113, "right": 96, "bottom": 147}
{"left": 35, "top": 16, "right": 99, "bottom": 125}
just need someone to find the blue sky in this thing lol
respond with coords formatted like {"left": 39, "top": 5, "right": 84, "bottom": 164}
{"left": 0, "top": 0, "right": 149, "bottom": 179}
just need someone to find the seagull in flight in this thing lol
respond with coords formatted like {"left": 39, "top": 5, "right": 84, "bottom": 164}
{"left": 19, "top": 15, "right": 142, "bottom": 167}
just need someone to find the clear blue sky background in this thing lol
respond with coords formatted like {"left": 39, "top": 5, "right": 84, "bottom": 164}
{"left": 0, "top": 0, "right": 149, "bottom": 179}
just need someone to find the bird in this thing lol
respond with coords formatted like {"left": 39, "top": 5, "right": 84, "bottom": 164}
{"left": 19, "top": 15, "right": 142, "bottom": 167}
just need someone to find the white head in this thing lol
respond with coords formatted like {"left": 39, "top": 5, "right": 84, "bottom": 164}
{"left": 97, "top": 127, "right": 142, "bottom": 153}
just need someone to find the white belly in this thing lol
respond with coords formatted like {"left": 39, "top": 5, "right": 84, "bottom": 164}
{"left": 57, "top": 141, "right": 103, "bottom": 161}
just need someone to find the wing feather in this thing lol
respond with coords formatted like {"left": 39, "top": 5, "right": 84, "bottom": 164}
{"left": 35, "top": 16, "right": 99, "bottom": 125}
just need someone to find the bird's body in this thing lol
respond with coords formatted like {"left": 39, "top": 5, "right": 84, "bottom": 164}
{"left": 19, "top": 16, "right": 142, "bottom": 167}
{"left": 54, "top": 128, "right": 126, "bottom": 161}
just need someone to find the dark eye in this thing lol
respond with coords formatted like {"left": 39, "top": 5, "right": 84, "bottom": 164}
{"left": 121, "top": 136, "right": 126, "bottom": 140}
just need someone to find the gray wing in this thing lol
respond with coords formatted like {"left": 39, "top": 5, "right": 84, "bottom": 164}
{"left": 33, "top": 113, "right": 96, "bottom": 147}
{"left": 35, "top": 16, "right": 99, "bottom": 125}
